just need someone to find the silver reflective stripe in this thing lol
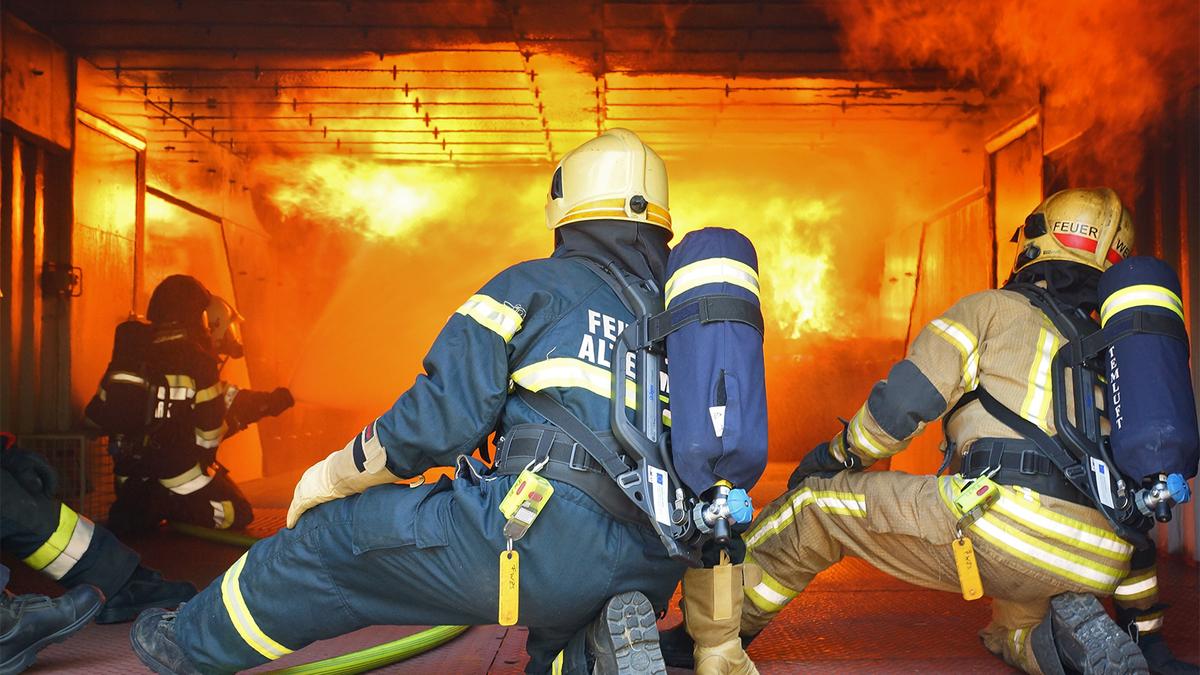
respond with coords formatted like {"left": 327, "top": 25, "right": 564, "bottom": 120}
{"left": 110, "top": 372, "right": 148, "bottom": 385}
{"left": 166, "top": 472, "right": 213, "bottom": 495}
{"left": 42, "top": 517, "right": 96, "bottom": 580}
{"left": 1134, "top": 616, "right": 1164, "bottom": 633}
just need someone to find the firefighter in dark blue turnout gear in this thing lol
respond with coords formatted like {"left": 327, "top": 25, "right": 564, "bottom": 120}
{"left": 131, "top": 129, "right": 694, "bottom": 675}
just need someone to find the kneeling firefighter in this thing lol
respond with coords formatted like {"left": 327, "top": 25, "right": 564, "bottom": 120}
{"left": 129, "top": 129, "right": 768, "bottom": 675}
{"left": 85, "top": 275, "right": 294, "bottom": 533}
{"left": 670, "top": 187, "right": 1198, "bottom": 675}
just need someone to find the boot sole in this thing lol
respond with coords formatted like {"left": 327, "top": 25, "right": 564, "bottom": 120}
{"left": 1050, "top": 593, "right": 1149, "bottom": 674}
{"left": 0, "top": 595, "right": 104, "bottom": 675}
{"left": 588, "top": 591, "right": 666, "bottom": 675}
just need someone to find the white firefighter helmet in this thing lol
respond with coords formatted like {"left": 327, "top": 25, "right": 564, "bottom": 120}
{"left": 205, "top": 295, "right": 245, "bottom": 359}
{"left": 544, "top": 128, "right": 671, "bottom": 232}
{"left": 1011, "top": 187, "right": 1135, "bottom": 276}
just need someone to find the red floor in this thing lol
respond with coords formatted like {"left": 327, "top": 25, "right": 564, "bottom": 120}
{"left": 5, "top": 464, "right": 1198, "bottom": 673}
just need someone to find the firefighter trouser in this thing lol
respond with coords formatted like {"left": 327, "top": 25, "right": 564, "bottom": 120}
{"left": 739, "top": 471, "right": 1134, "bottom": 675}
{"left": 0, "top": 468, "right": 139, "bottom": 598}
{"left": 1113, "top": 543, "right": 1164, "bottom": 639}
{"left": 174, "top": 469, "right": 685, "bottom": 674}
{"left": 111, "top": 464, "right": 253, "bottom": 531}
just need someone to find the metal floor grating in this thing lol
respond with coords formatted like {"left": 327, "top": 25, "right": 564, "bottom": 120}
{"left": 4, "top": 492, "right": 1197, "bottom": 673}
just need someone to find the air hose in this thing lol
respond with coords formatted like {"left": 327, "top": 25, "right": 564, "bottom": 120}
{"left": 170, "top": 522, "right": 469, "bottom": 675}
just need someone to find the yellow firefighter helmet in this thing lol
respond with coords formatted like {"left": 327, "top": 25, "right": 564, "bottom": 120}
{"left": 544, "top": 128, "right": 671, "bottom": 232}
{"left": 1011, "top": 187, "right": 1135, "bottom": 276}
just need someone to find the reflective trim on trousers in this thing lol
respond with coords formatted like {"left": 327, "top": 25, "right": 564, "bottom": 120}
{"left": 22, "top": 504, "right": 95, "bottom": 580}
{"left": 743, "top": 487, "right": 866, "bottom": 549}
{"left": 220, "top": 553, "right": 294, "bottom": 660}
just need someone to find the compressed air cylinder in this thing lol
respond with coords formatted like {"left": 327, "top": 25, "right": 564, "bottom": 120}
{"left": 663, "top": 227, "right": 768, "bottom": 495}
{"left": 1098, "top": 256, "right": 1199, "bottom": 481}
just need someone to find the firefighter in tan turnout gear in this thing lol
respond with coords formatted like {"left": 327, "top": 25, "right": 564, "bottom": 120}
{"left": 683, "top": 188, "right": 1195, "bottom": 675}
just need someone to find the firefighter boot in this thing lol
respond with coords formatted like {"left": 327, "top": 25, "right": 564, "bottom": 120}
{"left": 1030, "top": 593, "right": 1149, "bottom": 675}
{"left": 130, "top": 606, "right": 203, "bottom": 675}
{"left": 682, "top": 565, "right": 758, "bottom": 675}
{"left": 585, "top": 591, "right": 666, "bottom": 674}
{"left": 1115, "top": 605, "right": 1198, "bottom": 675}
{"left": 0, "top": 585, "right": 104, "bottom": 675}
{"left": 97, "top": 566, "right": 197, "bottom": 624}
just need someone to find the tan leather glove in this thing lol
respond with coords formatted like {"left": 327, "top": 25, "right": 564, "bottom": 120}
{"left": 286, "top": 432, "right": 399, "bottom": 528}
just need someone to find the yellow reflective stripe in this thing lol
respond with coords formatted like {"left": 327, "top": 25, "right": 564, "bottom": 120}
{"left": 1114, "top": 571, "right": 1158, "bottom": 600}
{"left": 196, "top": 423, "right": 227, "bottom": 449}
{"left": 212, "top": 500, "right": 235, "bottom": 529}
{"left": 646, "top": 203, "right": 672, "bottom": 229}
{"left": 511, "top": 358, "right": 671, "bottom": 427}
{"left": 195, "top": 383, "right": 224, "bottom": 404}
{"left": 455, "top": 294, "right": 524, "bottom": 342}
{"left": 23, "top": 505, "right": 95, "bottom": 580}
{"left": 937, "top": 477, "right": 1125, "bottom": 593}
{"left": 1011, "top": 627, "right": 1028, "bottom": 659}
{"left": 41, "top": 516, "right": 94, "bottom": 580}
{"left": 559, "top": 197, "right": 671, "bottom": 229}
{"left": 1100, "top": 284, "right": 1185, "bottom": 327}
{"left": 744, "top": 488, "right": 866, "bottom": 548}
{"left": 551, "top": 651, "right": 564, "bottom": 675}
{"left": 746, "top": 578, "right": 794, "bottom": 612}
{"left": 1133, "top": 611, "right": 1164, "bottom": 634}
{"left": 160, "top": 463, "right": 204, "bottom": 489}
{"left": 969, "top": 514, "right": 1125, "bottom": 592}
{"left": 664, "top": 257, "right": 760, "bottom": 308}
{"left": 847, "top": 406, "right": 891, "bottom": 458}
{"left": 23, "top": 504, "right": 81, "bottom": 571}
{"left": 1019, "top": 326, "right": 1059, "bottom": 430}
{"left": 221, "top": 553, "right": 293, "bottom": 660}
{"left": 929, "top": 318, "right": 979, "bottom": 389}
{"left": 990, "top": 491, "right": 1133, "bottom": 560}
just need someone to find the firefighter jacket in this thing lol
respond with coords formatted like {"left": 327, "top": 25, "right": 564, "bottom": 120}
{"left": 829, "top": 287, "right": 1134, "bottom": 593}
{"left": 86, "top": 328, "right": 227, "bottom": 480}
{"left": 358, "top": 254, "right": 672, "bottom": 481}
{"left": 831, "top": 287, "right": 1099, "bottom": 465}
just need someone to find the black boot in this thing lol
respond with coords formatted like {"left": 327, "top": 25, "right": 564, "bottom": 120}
{"left": 97, "top": 566, "right": 197, "bottom": 625}
{"left": 130, "top": 606, "right": 203, "bottom": 675}
{"left": 1116, "top": 605, "right": 1199, "bottom": 675}
{"left": 586, "top": 591, "right": 666, "bottom": 675}
{"left": 0, "top": 585, "right": 104, "bottom": 675}
{"left": 1031, "top": 593, "right": 1150, "bottom": 675}
{"left": 658, "top": 622, "right": 695, "bottom": 669}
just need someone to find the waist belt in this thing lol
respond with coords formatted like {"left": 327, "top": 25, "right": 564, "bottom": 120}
{"left": 962, "top": 438, "right": 1091, "bottom": 507}
{"left": 494, "top": 424, "right": 646, "bottom": 526}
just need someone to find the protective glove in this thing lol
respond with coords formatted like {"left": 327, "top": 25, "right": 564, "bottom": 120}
{"left": 787, "top": 440, "right": 862, "bottom": 490}
{"left": 286, "top": 433, "right": 400, "bottom": 528}
{"left": 1, "top": 448, "right": 59, "bottom": 499}
{"left": 226, "top": 387, "right": 295, "bottom": 437}
{"left": 265, "top": 387, "right": 294, "bottom": 417}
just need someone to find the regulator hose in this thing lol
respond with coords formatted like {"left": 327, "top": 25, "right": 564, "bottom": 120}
{"left": 170, "top": 522, "right": 469, "bottom": 674}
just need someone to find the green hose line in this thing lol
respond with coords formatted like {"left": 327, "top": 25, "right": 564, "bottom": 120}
{"left": 170, "top": 522, "right": 470, "bottom": 674}
{"left": 170, "top": 522, "right": 260, "bottom": 548}
{"left": 269, "top": 625, "right": 470, "bottom": 675}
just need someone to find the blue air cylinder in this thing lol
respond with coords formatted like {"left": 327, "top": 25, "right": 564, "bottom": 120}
{"left": 1098, "top": 256, "right": 1199, "bottom": 482}
{"left": 663, "top": 227, "right": 768, "bottom": 495}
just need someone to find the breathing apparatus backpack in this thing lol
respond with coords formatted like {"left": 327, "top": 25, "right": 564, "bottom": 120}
{"left": 85, "top": 317, "right": 164, "bottom": 440}
{"left": 518, "top": 227, "right": 768, "bottom": 565}
{"left": 953, "top": 256, "right": 1196, "bottom": 549}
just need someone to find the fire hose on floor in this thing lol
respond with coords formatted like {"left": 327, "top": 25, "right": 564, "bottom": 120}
{"left": 170, "top": 522, "right": 469, "bottom": 675}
